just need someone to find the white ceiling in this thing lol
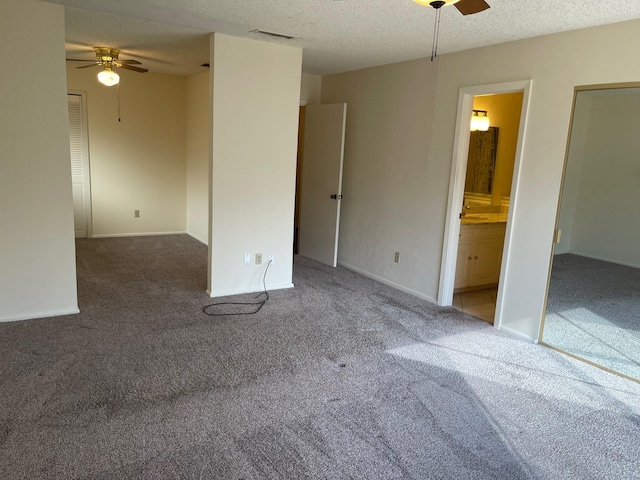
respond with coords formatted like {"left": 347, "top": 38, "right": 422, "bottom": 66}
{"left": 45, "top": 0, "right": 640, "bottom": 77}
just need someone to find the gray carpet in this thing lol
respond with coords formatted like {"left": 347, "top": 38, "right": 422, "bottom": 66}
{"left": 1, "top": 235, "right": 640, "bottom": 479}
{"left": 542, "top": 253, "right": 640, "bottom": 381}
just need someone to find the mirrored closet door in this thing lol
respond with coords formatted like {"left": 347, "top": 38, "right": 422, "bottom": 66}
{"left": 541, "top": 83, "right": 640, "bottom": 382}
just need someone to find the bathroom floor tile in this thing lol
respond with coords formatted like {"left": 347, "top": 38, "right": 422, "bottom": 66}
{"left": 453, "top": 287, "right": 496, "bottom": 324}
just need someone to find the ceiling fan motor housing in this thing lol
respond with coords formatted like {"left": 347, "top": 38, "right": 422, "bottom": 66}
{"left": 94, "top": 46, "right": 119, "bottom": 62}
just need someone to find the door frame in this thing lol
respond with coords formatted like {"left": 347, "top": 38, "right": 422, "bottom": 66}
{"left": 437, "top": 80, "right": 532, "bottom": 330}
{"left": 68, "top": 90, "right": 93, "bottom": 238}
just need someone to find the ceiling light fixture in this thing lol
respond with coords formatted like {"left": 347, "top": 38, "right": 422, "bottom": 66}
{"left": 97, "top": 66, "right": 120, "bottom": 87}
{"left": 470, "top": 109, "right": 490, "bottom": 131}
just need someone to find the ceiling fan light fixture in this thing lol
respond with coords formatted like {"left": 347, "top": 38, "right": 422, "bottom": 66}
{"left": 412, "top": 0, "right": 459, "bottom": 7}
{"left": 97, "top": 67, "right": 120, "bottom": 87}
{"left": 470, "top": 109, "right": 490, "bottom": 131}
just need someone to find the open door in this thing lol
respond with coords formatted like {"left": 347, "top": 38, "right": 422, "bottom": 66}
{"left": 298, "top": 103, "right": 347, "bottom": 267}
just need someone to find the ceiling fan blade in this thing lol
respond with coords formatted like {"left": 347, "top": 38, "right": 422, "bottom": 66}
{"left": 76, "top": 63, "right": 100, "bottom": 69}
{"left": 454, "top": 0, "right": 490, "bottom": 15}
{"left": 120, "top": 59, "right": 142, "bottom": 65}
{"left": 117, "top": 63, "right": 149, "bottom": 73}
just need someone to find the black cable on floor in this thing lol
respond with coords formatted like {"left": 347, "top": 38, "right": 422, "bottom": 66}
{"left": 202, "top": 260, "right": 272, "bottom": 316}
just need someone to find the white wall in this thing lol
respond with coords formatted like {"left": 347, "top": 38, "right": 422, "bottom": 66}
{"left": 66, "top": 66, "right": 187, "bottom": 237}
{"left": 0, "top": 0, "right": 78, "bottom": 322}
{"left": 566, "top": 90, "right": 640, "bottom": 266}
{"left": 186, "top": 71, "right": 210, "bottom": 244}
{"left": 208, "top": 33, "right": 302, "bottom": 296}
{"left": 322, "top": 58, "right": 439, "bottom": 300}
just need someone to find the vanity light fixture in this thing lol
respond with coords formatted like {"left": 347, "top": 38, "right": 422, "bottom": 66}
{"left": 97, "top": 66, "right": 120, "bottom": 87}
{"left": 470, "top": 109, "right": 490, "bottom": 131}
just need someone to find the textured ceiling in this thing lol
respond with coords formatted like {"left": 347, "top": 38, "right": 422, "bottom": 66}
{"left": 45, "top": 0, "right": 640, "bottom": 76}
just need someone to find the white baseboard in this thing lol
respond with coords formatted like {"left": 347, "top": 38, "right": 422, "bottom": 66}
{"left": 338, "top": 262, "right": 436, "bottom": 304}
{"left": 0, "top": 307, "right": 80, "bottom": 323}
{"left": 90, "top": 231, "right": 187, "bottom": 239}
{"left": 208, "top": 283, "right": 294, "bottom": 298}
{"left": 187, "top": 232, "right": 208, "bottom": 246}
{"left": 569, "top": 250, "right": 640, "bottom": 270}
{"left": 498, "top": 325, "right": 538, "bottom": 344}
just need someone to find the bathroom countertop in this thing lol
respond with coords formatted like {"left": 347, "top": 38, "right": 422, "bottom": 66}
{"left": 461, "top": 212, "right": 508, "bottom": 225}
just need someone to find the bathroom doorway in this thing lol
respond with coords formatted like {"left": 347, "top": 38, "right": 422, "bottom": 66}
{"left": 438, "top": 80, "right": 532, "bottom": 331}
{"left": 452, "top": 92, "right": 523, "bottom": 324}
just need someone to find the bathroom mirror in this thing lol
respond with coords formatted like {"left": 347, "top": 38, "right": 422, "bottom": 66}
{"left": 541, "top": 83, "right": 640, "bottom": 382}
{"left": 465, "top": 127, "right": 498, "bottom": 195}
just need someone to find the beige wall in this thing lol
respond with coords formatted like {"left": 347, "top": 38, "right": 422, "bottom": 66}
{"left": 322, "top": 19, "right": 640, "bottom": 340}
{"left": 209, "top": 33, "right": 302, "bottom": 296}
{"left": 0, "top": 0, "right": 78, "bottom": 321}
{"left": 301, "top": 73, "right": 322, "bottom": 105}
{"left": 473, "top": 92, "right": 523, "bottom": 204}
{"left": 555, "top": 94, "right": 591, "bottom": 255}
{"left": 66, "top": 66, "right": 187, "bottom": 237}
{"left": 186, "top": 71, "right": 210, "bottom": 244}
{"left": 322, "top": 58, "right": 439, "bottom": 300}
{"left": 432, "top": 19, "right": 640, "bottom": 340}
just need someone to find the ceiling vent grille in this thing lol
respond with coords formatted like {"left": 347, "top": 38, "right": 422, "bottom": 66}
{"left": 250, "top": 29, "right": 295, "bottom": 40}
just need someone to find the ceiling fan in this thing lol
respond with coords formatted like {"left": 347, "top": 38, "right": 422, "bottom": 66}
{"left": 413, "top": 0, "right": 491, "bottom": 60}
{"left": 66, "top": 47, "right": 148, "bottom": 86}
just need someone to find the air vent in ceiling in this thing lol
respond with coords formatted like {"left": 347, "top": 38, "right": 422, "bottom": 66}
{"left": 249, "top": 29, "right": 295, "bottom": 40}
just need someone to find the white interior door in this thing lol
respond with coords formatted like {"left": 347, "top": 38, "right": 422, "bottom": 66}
{"left": 68, "top": 93, "right": 91, "bottom": 238}
{"left": 298, "top": 103, "right": 347, "bottom": 267}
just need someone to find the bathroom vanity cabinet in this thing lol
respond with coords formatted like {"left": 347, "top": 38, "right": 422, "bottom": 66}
{"left": 455, "top": 223, "right": 506, "bottom": 290}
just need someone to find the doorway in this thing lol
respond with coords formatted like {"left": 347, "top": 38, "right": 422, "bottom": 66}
{"left": 295, "top": 103, "right": 347, "bottom": 267}
{"left": 438, "top": 80, "right": 532, "bottom": 331}
{"left": 452, "top": 92, "right": 524, "bottom": 324}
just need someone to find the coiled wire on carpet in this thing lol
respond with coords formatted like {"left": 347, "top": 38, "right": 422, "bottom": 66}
{"left": 202, "top": 260, "right": 272, "bottom": 316}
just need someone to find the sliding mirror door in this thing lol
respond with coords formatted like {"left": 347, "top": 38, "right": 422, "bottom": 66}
{"left": 541, "top": 84, "right": 640, "bottom": 382}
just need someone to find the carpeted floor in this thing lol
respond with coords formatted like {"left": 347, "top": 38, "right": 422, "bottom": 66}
{"left": 1, "top": 235, "right": 640, "bottom": 479}
{"left": 542, "top": 253, "right": 640, "bottom": 381}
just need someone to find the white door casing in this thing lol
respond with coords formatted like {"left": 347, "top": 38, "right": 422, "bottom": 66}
{"left": 298, "top": 103, "right": 347, "bottom": 267}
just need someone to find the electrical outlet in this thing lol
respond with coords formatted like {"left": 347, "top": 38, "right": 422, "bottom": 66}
{"left": 268, "top": 255, "right": 275, "bottom": 265}
{"left": 244, "top": 253, "right": 251, "bottom": 265}
{"left": 394, "top": 252, "right": 400, "bottom": 263}
{"left": 134, "top": 209, "right": 140, "bottom": 218}
{"left": 255, "top": 253, "right": 262, "bottom": 265}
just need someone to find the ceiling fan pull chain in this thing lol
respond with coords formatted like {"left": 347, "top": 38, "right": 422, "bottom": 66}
{"left": 118, "top": 83, "right": 121, "bottom": 123}
{"left": 431, "top": 7, "right": 441, "bottom": 61}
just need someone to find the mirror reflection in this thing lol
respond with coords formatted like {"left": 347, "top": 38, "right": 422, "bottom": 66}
{"left": 465, "top": 127, "right": 498, "bottom": 195}
{"left": 542, "top": 85, "right": 640, "bottom": 382}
